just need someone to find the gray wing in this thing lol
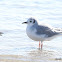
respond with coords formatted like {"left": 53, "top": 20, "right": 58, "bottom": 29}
{"left": 35, "top": 25, "right": 58, "bottom": 37}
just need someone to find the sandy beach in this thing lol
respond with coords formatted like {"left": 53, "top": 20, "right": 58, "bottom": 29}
{"left": 0, "top": 50, "right": 62, "bottom": 62}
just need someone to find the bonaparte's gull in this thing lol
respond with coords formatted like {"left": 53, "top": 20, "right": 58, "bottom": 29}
{"left": 22, "top": 18, "right": 62, "bottom": 49}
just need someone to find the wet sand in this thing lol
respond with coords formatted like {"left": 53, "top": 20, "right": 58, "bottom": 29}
{"left": 0, "top": 50, "right": 62, "bottom": 62}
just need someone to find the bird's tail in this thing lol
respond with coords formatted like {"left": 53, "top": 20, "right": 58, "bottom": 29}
{"left": 54, "top": 28, "right": 62, "bottom": 36}
{"left": 57, "top": 31, "right": 62, "bottom": 36}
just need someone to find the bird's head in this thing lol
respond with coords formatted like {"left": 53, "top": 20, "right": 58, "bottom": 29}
{"left": 22, "top": 18, "right": 38, "bottom": 26}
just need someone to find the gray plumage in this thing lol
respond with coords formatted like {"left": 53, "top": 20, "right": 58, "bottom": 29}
{"left": 32, "top": 24, "right": 58, "bottom": 37}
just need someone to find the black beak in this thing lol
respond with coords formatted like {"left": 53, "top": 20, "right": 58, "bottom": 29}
{"left": 22, "top": 22, "right": 27, "bottom": 24}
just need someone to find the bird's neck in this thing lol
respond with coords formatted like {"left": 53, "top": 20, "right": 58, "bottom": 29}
{"left": 27, "top": 24, "right": 38, "bottom": 32}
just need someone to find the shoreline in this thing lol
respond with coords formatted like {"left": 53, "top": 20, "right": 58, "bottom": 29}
{"left": 0, "top": 50, "right": 62, "bottom": 62}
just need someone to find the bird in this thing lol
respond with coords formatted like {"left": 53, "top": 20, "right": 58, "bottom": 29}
{"left": 22, "top": 18, "right": 62, "bottom": 49}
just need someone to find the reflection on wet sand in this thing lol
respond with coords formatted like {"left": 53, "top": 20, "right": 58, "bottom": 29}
{"left": 0, "top": 50, "right": 62, "bottom": 62}
{"left": 28, "top": 50, "right": 56, "bottom": 62}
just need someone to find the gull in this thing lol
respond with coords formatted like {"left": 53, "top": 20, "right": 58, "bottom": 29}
{"left": 22, "top": 18, "right": 62, "bottom": 49}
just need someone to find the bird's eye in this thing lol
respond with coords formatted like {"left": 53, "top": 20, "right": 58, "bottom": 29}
{"left": 30, "top": 21, "right": 32, "bottom": 22}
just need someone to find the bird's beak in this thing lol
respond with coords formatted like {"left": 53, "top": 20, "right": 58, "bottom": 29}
{"left": 22, "top": 22, "right": 27, "bottom": 24}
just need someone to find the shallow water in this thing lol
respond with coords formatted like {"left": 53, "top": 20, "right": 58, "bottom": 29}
{"left": 0, "top": 0, "right": 62, "bottom": 60}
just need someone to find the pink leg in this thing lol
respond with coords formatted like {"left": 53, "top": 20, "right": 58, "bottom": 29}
{"left": 41, "top": 43, "right": 43, "bottom": 49}
{"left": 39, "top": 41, "right": 41, "bottom": 48}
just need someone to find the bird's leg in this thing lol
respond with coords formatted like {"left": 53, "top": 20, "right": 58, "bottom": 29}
{"left": 39, "top": 41, "right": 41, "bottom": 49}
{"left": 41, "top": 43, "right": 43, "bottom": 49}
